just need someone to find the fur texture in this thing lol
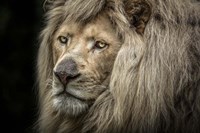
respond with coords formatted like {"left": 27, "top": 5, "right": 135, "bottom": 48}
{"left": 37, "top": 0, "right": 200, "bottom": 132}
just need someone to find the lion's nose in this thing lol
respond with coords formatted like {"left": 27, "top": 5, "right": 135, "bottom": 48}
{"left": 54, "top": 59, "right": 80, "bottom": 85}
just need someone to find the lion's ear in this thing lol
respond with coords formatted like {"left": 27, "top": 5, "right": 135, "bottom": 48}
{"left": 43, "top": 0, "right": 66, "bottom": 11}
{"left": 124, "top": 1, "right": 151, "bottom": 34}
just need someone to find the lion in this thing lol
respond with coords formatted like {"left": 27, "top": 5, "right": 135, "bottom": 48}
{"left": 37, "top": 0, "right": 200, "bottom": 132}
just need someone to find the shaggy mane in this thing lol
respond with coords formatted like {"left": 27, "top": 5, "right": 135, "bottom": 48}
{"left": 37, "top": 0, "right": 200, "bottom": 133}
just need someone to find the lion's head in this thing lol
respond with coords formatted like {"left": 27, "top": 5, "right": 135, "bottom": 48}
{"left": 37, "top": 0, "right": 200, "bottom": 132}
{"left": 37, "top": 0, "right": 149, "bottom": 119}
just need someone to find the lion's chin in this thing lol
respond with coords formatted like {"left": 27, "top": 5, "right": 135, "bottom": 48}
{"left": 52, "top": 92, "right": 90, "bottom": 116}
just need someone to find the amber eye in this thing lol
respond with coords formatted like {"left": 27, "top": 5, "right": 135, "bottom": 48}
{"left": 58, "top": 36, "right": 68, "bottom": 45}
{"left": 94, "top": 41, "right": 108, "bottom": 49}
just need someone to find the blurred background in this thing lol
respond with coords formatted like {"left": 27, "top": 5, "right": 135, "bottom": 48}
{"left": 0, "top": 0, "right": 44, "bottom": 132}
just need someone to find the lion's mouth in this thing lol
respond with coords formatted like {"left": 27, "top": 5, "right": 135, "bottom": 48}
{"left": 55, "top": 89, "right": 94, "bottom": 104}
{"left": 55, "top": 91, "right": 85, "bottom": 101}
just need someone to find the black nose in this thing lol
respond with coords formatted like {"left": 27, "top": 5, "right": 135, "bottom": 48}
{"left": 54, "top": 59, "right": 80, "bottom": 85}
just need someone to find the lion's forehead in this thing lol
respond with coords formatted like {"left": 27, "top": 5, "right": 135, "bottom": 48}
{"left": 57, "top": 15, "right": 117, "bottom": 43}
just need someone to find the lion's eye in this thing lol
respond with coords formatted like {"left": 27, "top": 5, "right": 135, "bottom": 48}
{"left": 94, "top": 41, "right": 107, "bottom": 49}
{"left": 58, "top": 36, "right": 68, "bottom": 44}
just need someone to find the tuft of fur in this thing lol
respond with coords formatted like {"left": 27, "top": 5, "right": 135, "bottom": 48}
{"left": 37, "top": 0, "right": 200, "bottom": 132}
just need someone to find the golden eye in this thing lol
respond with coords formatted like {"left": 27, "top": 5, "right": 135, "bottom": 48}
{"left": 58, "top": 36, "right": 68, "bottom": 44}
{"left": 94, "top": 41, "right": 107, "bottom": 49}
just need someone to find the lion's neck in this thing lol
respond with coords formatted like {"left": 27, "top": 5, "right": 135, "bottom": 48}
{"left": 57, "top": 117, "right": 84, "bottom": 133}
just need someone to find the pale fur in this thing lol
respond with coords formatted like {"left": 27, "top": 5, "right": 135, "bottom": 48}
{"left": 37, "top": 0, "right": 200, "bottom": 133}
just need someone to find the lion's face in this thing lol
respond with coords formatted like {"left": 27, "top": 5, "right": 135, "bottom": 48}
{"left": 51, "top": 14, "right": 121, "bottom": 116}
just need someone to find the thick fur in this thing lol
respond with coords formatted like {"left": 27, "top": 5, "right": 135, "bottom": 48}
{"left": 37, "top": 0, "right": 200, "bottom": 133}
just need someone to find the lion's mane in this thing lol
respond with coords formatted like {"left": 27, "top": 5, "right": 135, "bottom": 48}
{"left": 37, "top": 0, "right": 200, "bottom": 132}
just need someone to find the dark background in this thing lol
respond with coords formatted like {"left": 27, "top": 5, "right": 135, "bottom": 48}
{"left": 0, "top": 0, "right": 44, "bottom": 132}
